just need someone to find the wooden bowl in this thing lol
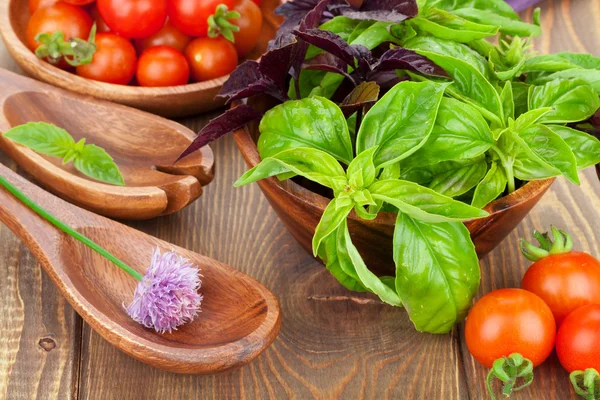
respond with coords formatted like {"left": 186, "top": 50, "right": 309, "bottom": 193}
{"left": 0, "top": 0, "right": 282, "bottom": 118}
{"left": 233, "top": 97, "right": 555, "bottom": 276}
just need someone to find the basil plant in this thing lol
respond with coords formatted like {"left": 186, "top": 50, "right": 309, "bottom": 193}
{"left": 223, "top": 0, "right": 600, "bottom": 334}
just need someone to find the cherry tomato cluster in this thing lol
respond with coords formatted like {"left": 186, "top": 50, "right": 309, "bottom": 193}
{"left": 26, "top": 0, "right": 263, "bottom": 87}
{"left": 465, "top": 227, "right": 600, "bottom": 399}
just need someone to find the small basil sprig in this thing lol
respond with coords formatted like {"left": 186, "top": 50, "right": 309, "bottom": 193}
{"left": 3, "top": 122, "right": 125, "bottom": 186}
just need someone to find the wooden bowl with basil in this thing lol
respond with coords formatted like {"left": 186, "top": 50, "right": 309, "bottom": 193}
{"left": 234, "top": 96, "right": 555, "bottom": 276}
{"left": 0, "top": 0, "right": 282, "bottom": 118}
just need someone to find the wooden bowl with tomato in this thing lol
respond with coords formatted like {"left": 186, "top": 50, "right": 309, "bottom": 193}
{"left": 234, "top": 96, "right": 556, "bottom": 276}
{"left": 0, "top": 0, "right": 281, "bottom": 118}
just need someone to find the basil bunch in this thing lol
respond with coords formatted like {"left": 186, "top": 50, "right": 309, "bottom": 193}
{"left": 232, "top": 0, "right": 600, "bottom": 334}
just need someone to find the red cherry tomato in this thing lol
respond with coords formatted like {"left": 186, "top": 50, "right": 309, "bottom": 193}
{"left": 231, "top": 0, "right": 263, "bottom": 58}
{"left": 76, "top": 33, "right": 137, "bottom": 85}
{"left": 251, "top": 0, "right": 261, "bottom": 4}
{"left": 184, "top": 37, "right": 238, "bottom": 82}
{"left": 62, "top": 0, "right": 95, "bottom": 5}
{"left": 88, "top": 4, "right": 111, "bottom": 33}
{"left": 522, "top": 251, "right": 600, "bottom": 326}
{"left": 134, "top": 20, "right": 191, "bottom": 54}
{"left": 136, "top": 46, "right": 189, "bottom": 87}
{"left": 167, "top": 0, "right": 235, "bottom": 37}
{"left": 556, "top": 304, "right": 600, "bottom": 373}
{"left": 465, "top": 288, "right": 556, "bottom": 368}
{"left": 26, "top": 3, "right": 93, "bottom": 67}
{"left": 97, "top": 0, "right": 167, "bottom": 39}
{"left": 29, "top": 0, "right": 57, "bottom": 14}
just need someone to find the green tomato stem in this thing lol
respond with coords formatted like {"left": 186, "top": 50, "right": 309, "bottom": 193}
{"left": 486, "top": 353, "right": 534, "bottom": 400}
{"left": 0, "top": 175, "right": 143, "bottom": 281}
{"left": 570, "top": 369, "right": 600, "bottom": 400}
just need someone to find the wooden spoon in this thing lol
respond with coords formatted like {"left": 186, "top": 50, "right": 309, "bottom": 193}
{"left": 0, "top": 162, "right": 281, "bottom": 374}
{"left": 0, "top": 68, "right": 214, "bottom": 220}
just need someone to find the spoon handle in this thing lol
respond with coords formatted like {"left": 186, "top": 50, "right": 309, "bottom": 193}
{"left": 0, "top": 162, "right": 82, "bottom": 260}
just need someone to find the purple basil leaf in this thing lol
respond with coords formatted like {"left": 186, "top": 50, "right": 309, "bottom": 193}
{"left": 259, "top": 43, "right": 295, "bottom": 90}
{"left": 375, "top": 48, "right": 449, "bottom": 78}
{"left": 369, "top": 70, "right": 407, "bottom": 92}
{"left": 217, "top": 61, "right": 287, "bottom": 104}
{"left": 176, "top": 105, "right": 262, "bottom": 162}
{"left": 340, "top": 81, "right": 380, "bottom": 117}
{"left": 341, "top": 0, "right": 418, "bottom": 23}
{"left": 294, "top": 28, "right": 372, "bottom": 73}
{"left": 506, "top": 0, "right": 542, "bottom": 12}
{"left": 303, "top": 52, "right": 356, "bottom": 83}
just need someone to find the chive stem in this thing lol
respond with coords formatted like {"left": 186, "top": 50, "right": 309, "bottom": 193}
{"left": 0, "top": 175, "right": 143, "bottom": 281}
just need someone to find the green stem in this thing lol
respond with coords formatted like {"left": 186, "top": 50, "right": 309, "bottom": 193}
{"left": 0, "top": 175, "right": 143, "bottom": 281}
{"left": 486, "top": 354, "right": 534, "bottom": 400}
{"left": 490, "top": 144, "right": 516, "bottom": 193}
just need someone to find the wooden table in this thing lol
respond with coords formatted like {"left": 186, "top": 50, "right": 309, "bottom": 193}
{"left": 1, "top": 1, "right": 599, "bottom": 398}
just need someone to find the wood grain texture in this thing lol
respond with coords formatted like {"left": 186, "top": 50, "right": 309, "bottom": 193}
{"left": 0, "top": 0, "right": 282, "bottom": 118}
{"left": 0, "top": 0, "right": 599, "bottom": 398}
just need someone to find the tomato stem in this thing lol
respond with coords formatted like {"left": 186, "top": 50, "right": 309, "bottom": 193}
{"left": 520, "top": 226, "right": 574, "bottom": 261}
{"left": 208, "top": 4, "right": 241, "bottom": 43}
{"left": 486, "top": 354, "right": 534, "bottom": 400}
{"left": 570, "top": 369, "right": 600, "bottom": 400}
{"left": 34, "top": 24, "right": 97, "bottom": 67}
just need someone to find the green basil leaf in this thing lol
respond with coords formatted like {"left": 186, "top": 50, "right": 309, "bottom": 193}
{"left": 400, "top": 158, "right": 479, "bottom": 185}
{"left": 513, "top": 107, "right": 553, "bottom": 131}
{"left": 312, "top": 198, "right": 354, "bottom": 256}
{"left": 432, "top": 0, "right": 519, "bottom": 19}
{"left": 258, "top": 97, "right": 353, "bottom": 164}
{"left": 72, "top": 144, "right": 125, "bottom": 186}
{"left": 528, "top": 79, "right": 600, "bottom": 123}
{"left": 349, "top": 21, "right": 399, "bottom": 48}
{"left": 452, "top": 8, "right": 541, "bottom": 37}
{"left": 235, "top": 147, "right": 347, "bottom": 191}
{"left": 512, "top": 81, "right": 530, "bottom": 118}
{"left": 410, "top": 8, "right": 498, "bottom": 42}
{"left": 404, "top": 36, "right": 489, "bottom": 77}
{"left": 3, "top": 122, "right": 75, "bottom": 158}
{"left": 522, "top": 54, "right": 582, "bottom": 73}
{"left": 403, "top": 97, "right": 494, "bottom": 166}
{"left": 499, "top": 81, "right": 515, "bottom": 128}
{"left": 547, "top": 125, "right": 600, "bottom": 170}
{"left": 319, "top": 16, "right": 360, "bottom": 41}
{"left": 530, "top": 69, "right": 600, "bottom": 93}
{"left": 415, "top": 50, "right": 503, "bottom": 124}
{"left": 356, "top": 81, "right": 447, "bottom": 169}
{"left": 515, "top": 124, "right": 579, "bottom": 184}
{"left": 318, "top": 231, "right": 367, "bottom": 292}
{"left": 308, "top": 73, "right": 346, "bottom": 100}
{"left": 348, "top": 147, "right": 378, "bottom": 189}
{"left": 369, "top": 179, "right": 488, "bottom": 222}
{"left": 554, "top": 52, "right": 600, "bottom": 69}
{"left": 471, "top": 162, "right": 507, "bottom": 208}
{"left": 340, "top": 220, "right": 402, "bottom": 306}
{"left": 393, "top": 213, "right": 480, "bottom": 333}
{"left": 289, "top": 69, "right": 328, "bottom": 100}
{"left": 429, "top": 158, "right": 488, "bottom": 197}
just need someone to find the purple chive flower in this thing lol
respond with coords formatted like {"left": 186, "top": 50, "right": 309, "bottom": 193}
{"left": 125, "top": 249, "right": 202, "bottom": 334}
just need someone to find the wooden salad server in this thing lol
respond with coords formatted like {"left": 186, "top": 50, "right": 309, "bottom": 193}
{"left": 0, "top": 68, "right": 214, "bottom": 220}
{"left": 0, "top": 162, "right": 281, "bottom": 374}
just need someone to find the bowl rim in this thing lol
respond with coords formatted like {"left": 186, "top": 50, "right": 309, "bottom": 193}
{"left": 0, "top": 0, "right": 283, "bottom": 99}
{"left": 233, "top": 104, "right": 555, "bottom": 224}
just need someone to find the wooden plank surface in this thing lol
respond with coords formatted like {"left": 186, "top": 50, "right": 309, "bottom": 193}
{"left": 0, "top": 0, "right": 599, "bottom": 398}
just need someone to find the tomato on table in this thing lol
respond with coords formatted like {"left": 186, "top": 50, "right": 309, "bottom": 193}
{"left": 134, "top": 20, "right": 191, "bottom": 54}
{"left": 76, "top": 33, "right": 137, "bottom": 85}
{"left": 230, "top": 0, "right": 263, "bottom": 57}
{"left": 167, "top": 0, "right": 235, "bottom": 37}
{"left": 520, "top": 227, "right": 600, "bottom": 326}
{"left": 184, "top": 37, "right": 238, "bottom": 82}
{"left": 556, "top": 304, "right": 600, "bottom": 373}
{"left": 465, "top": 289, "right": 556, "bottom": 398}
{"left": 26, "top": 3, "right": 93, "bottom": 67}
{"left": 28, "top": 0, "right": 57, "bottom": 14}
{"left": 97, "top": 0, "right": 167, "bottom": 39}
{"left": 137, "top": 46, "right": 189, "bottom": 87}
